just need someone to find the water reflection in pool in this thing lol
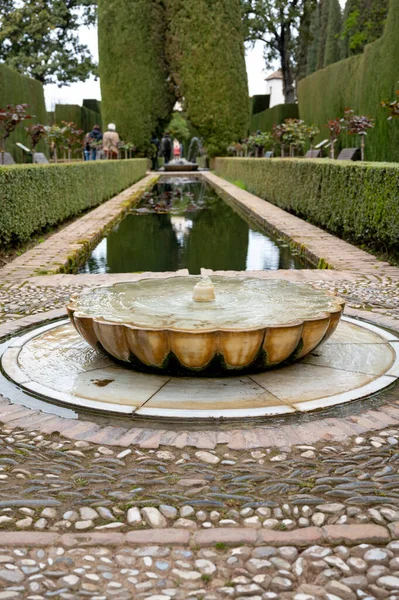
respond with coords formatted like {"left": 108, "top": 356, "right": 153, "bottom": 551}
{"left": 78, "top": 178, "right": 309, "bottom": 274}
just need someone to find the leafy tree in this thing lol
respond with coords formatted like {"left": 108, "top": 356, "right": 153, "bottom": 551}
{"left": 25, "top": 123, "right": 47, "bottom": 163}
{"left": 0, "top": 103, "right": 32, "bottom": 164}
{"left": 341, "top": 108, "right": 374, "bottom": 160}
{"left": 241, "top": 0, "right": 317, "bottom": 103}
{"left": 340, "top": 0, "right": 388, "bottom": 57}
{"left": 0, "top": 0, "right": 97, "bottom": 85}
{"left": 167, "top": 112, "right": 191, "bottom": 142}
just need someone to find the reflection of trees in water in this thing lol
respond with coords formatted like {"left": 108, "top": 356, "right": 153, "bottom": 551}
{"left": 186, "top": 199, "right": 248, "bottom": 273}
{"left": 95, "top": 180, "right": 304, "bottom": 274}
{"left": 107, "top": 214, "right": 179, "bottom": 273}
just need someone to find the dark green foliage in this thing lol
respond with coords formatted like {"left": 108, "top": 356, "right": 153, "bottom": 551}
{"left": 0, "top": 64, "right": 48, "bottom": 162}
{"left": 54, "top": 105, "right": 82, "bottom": 128}
{"left": 0, "top": 159, "right": 147, "bottom": 247}
{"left": 166, "top": 0, "right": 249, "bottom": 156}
{"left": 0, "top": 0, "right": 97, "bottom": 85}
{"left": 341, "top": 0, "right": 388, "bottom": 56}
{"left": 324, "top": 0, "right": 342, "bottom": 67}
{"left": 215, "top": 157, "right": 399, "bottom": 255}
{"left": 252, "top": 95, "right": 270, "bottom": 115}
{"left": 98, "top": 0, "right": 174, "bottom": 151}
{"left": 83, "top": 99, "right": 102, "bottom": 113}
{"left": 306, "top": 3, "right": 320, "bottom": 75}
{"left": 298, "top": 0, "right": 399, "bottom": 162}
{"left": 251, "top": 104, "right": 299, "bottom": 132}
{"left": 54, "top": 104, "right": 102, "bottom": 133}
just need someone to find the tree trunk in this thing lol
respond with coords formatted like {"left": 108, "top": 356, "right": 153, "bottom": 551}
{"left": 280, "top": 24, "right": 296, "bottom": 103}
{"left": 1, "top": 138, "right": 5, "bottom": 165}
{"left": 360, "top": 135, "right": 365, "bottom": 161}
{"left": 330, "top": 140, "right": 336, "bottom": 159}
{"left": 32, "top": 150, "right": 36, "bottom": 164}
{"left": 54, "top": 147, "right": 58, "bottom": 163}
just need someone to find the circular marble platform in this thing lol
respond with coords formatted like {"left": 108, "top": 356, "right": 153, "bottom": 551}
{"left": 1, "top": 317, "right": 398, "bottom": 419}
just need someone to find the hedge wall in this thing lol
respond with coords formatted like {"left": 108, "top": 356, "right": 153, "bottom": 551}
{"left": 54, "top": 104, "right": 102, "bottom": 132}
{"left": 98, "top": 0, "right": 174, "bottom": 151}
{"left": 166, "top": 0, "right": 249, "bottom": 156}
{"left": 250, "top": 104, "right": 299, "bottom": 133}
{"left": 0, "top": 64, "right": 48, "bottom": 163}
{"left": 214, "top": 158, "right": 399, "bottom": 255}
{"left": 0, "top": 159, "right": 147, "bottom": 247}
{"left": 298, "top": 0, "right": 399, "bottom": 162}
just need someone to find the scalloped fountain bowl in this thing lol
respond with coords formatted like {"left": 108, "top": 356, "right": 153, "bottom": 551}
{"left": 67, "top": 276, "right": 345, "bottom": 376}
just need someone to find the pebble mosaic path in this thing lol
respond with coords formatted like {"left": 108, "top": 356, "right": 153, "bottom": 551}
{"left": 0, "top": 172, "right": 398, "bottom": 598}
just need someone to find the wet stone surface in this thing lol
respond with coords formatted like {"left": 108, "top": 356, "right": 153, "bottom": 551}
{"left": 1, "top": 541, "right": 399, "bottom": 599}
{"left": 1, "top": 427, "right": 399, "bottom": 532}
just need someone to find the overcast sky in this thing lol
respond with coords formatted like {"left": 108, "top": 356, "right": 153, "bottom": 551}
{"left": 45, "top": 0, "right": 347, "bottom": 110}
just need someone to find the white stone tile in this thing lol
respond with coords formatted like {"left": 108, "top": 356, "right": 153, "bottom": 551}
{"left": 1, "top": 347, "right": 30, "bottom": 385}
{"left": 303, "top": 342, "right": 394, "bottom": 376}
{"left": 23, "top": 381, "right": 134, "bottom": 414}
{"left": 71, "top": 367, "right": 169, "bottom": 407}
{"left": 135, "top": 404, "right": 294, "bottom": 419}
{"left": 293, "top": 376, "right": 396, "bottom": 412}
{"left": 142, "top": 376, "right": 285, "bottom": 411}
{"left": 9, "top": 319, "right": 68, "bottom": 348}
{"left": 251, "top": 363, "right": 376, "bottom": 404}
{"left": 326, "top": 318, "right": 393, "bottom": 345}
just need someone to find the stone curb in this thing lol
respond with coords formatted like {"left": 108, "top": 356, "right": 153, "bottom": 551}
{"left": 0, "top": 524, "right": 393, "bottom": 548}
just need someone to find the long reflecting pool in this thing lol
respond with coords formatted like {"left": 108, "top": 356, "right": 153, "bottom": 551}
{"left": 78, "top": 178, "right": 311, "bottom": 274}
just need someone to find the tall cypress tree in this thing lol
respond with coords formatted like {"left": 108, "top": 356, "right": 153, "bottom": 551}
{"left": 316, "top": 0, "right": 329, "bottom": 69}
{"left": 306, "top": 2, "right": 320, "bottom": 76}
{"left": 324, "top": 0, "right": 342, "bottom": 66}
{"left": 166, "top": 0, "right": 249, "bottom": 155}
{"left": 341, "top": 0, "right": 388, "bottom": 57}
{"left": 98, "top": 0, "right": 175, "bottom": 151}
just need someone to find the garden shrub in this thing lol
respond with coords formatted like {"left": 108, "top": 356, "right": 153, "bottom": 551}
{"left": 0, "top": 159, "right": 147, "bottom": 247}
{"left": 0, "top": 64, "right": 48, "bottom": 162}
{"left": 251, "top": 104, "right": 299, "bottom": 133}
{"left": 297, "top": 0, "right": 399, "bottom": 162}
{"left": 215, "top": 157, "right": 399, "bottom": 255}
{"left": 54, "top": 104, "right": 102, "bottom": 133}
{"left": 98, "top": 0, "right": 174, "bottom": 151}
{"left": 166, "top": 0, "right": 249, "bottom": 156}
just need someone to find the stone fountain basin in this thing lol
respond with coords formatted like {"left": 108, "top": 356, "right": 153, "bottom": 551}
{"left": 67, "top": 276, "right": 345, "bottom": 375}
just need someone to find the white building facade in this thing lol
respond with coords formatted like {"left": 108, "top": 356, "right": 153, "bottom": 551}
{"left": 265, "top": 70, "right": 285, "bottom": 108}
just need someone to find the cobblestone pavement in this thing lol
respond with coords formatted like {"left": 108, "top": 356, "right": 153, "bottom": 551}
{"left": 1, "top": 425, "right": 399, "bottom": 597}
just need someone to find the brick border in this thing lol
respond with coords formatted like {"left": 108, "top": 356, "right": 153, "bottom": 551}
{"left": 0, "top": 174, "right": 158, "bottom": 283}
{"left": 203, "top": 172, "right": 399, "bottom": 278}
{"left": 0, "top": 524, "right": 393, "bottom": 547}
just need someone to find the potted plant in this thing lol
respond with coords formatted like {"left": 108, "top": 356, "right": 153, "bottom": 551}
{"left": 45, "top": 125, "right": 64, "bottom": 162}
{"left": 0, "top": 104, "right": 32, "bottom": 165}
{"left": 341, "top": 109, "right": 374, "bottom": 161}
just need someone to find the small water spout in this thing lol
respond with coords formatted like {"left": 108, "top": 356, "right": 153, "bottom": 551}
{"left": 192, "top": 276, "right": 215, "bottom": 302}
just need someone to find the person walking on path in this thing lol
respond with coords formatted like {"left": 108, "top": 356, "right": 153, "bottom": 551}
{"left": 103, "top": 123, "right": 120, "bottom": 160}
{"left": 150, "top": 135, "right": 160, "bottom": 170}
{"left": 84, "top": 124, "right": 102, "bottom": 161}
{"left": 161, "top": 132, "right": 172, "bottom": 164}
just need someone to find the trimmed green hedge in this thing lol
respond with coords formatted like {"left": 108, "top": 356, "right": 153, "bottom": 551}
{"left": 54, "top": 104, "right": 102, "bottom": 132}
{"left": 214, "top": 157, "right": 399, "bottom": 255}
{"left": 0, "top": 159, "right": 147, "bottom": 247}
{"left": 250, "top": 104, "right": 299, "bottom": 133}
{"left": 0, "top": 64, "right": 48, "bottom": 162}
{"left": 298, "top": 0, "right": 399, "bottom": 162}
